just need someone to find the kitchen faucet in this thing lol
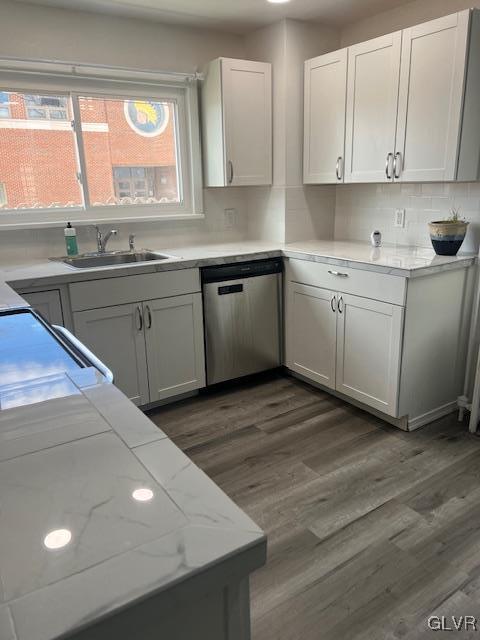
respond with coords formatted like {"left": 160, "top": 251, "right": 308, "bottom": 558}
{"left": 94, "top": 225, "right": 118, "bottom": 253}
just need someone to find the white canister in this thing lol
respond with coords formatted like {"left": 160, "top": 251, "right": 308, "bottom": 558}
{"left": 370, "top": 230, "right": 382, "bottom": 247}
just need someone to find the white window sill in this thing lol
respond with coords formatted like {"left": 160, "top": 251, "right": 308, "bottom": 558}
{"left": 0, "top": 212, "right": 205, "bottom": 231}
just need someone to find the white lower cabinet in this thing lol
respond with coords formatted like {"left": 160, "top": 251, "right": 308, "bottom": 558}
{"left": 73, "top": 302, "right": 150, "bottom": 406}
{"left": 335, "top": 293, "right": 403, "bottom": 416}
{"left": 144, "top": 293, "right": 206, "bottom": 402}
{"left": 18, "top": 289, "right": 64, "bottom": 325}
{"left": 73, "top": 288, "right": 206, "bottom": 406}
{"left": 285, "top": 258, "right": 472, "bottom": 429}
{"left": 286, "top": 283, "right": 337, "bottom": 390}
{"left": 286, "top": 282, "right": 403, "bottom": 417}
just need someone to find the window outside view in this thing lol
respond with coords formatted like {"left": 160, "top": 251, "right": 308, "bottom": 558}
{"left": 0, "top": 91, "right": 180, "bottom": 211}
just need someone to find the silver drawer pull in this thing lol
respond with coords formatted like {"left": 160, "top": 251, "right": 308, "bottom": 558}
{"left": 328, "top": 270, "right": 348, "bottom": 278}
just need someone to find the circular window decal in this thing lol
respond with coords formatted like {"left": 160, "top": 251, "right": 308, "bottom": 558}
{"left": 124, "top": 100, "right": 169, "bottom": 137}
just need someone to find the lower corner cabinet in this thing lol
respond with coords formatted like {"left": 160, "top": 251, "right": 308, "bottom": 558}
{"left": 285, "top": 258, "right": 471, "bottom": 429}
{"left": 73, "top": 293, "right": 205, "bottom": 406}
{"left": 286, "top": 282, "right": 402, "bottom": 416}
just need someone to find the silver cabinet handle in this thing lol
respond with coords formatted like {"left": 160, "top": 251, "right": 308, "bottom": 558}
{"left": 135, "top": 305, "right": 143, "bottom": 332}
{"left": 331, "top": 295, "right": 336, "bottom": 313}
{"left": 145, "top": 305, "right": 152, "bottom": 330}
{"left": 338, "top": 296, "right": 344, "bottom": 314}
{"left": 336, "top": 156, "right": 343, "bottom": 181}
{"left": 393, "top": 152, "right": 402, "bottom": 179}
{"left": 52, "top": 324, "right": 114, "bottom": 383}
{"left": 385, "top": 152, "right": 393, "bottom": 180}
{"left": 227, "top": 160, "right": 234, "bottom": 184}
{"left": 328, "top": 270, "right": 348, "bottom": 278}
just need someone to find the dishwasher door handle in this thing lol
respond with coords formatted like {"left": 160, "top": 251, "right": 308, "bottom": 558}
{"left": 218, "top": 283, "right": 244, "bottom": 295}
{"left": 53, "top": 324, "right": 114, "bottom": 383}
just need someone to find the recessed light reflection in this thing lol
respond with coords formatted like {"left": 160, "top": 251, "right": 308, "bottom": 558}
{"left": 132, "top": 487, "right": 154, "bottom": 502}
{"left": 43, "top": 528, "right": 72, "bottom": 550}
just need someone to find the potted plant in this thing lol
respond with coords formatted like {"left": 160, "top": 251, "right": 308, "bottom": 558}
{"left": 428, "top": 207, "right": 469, "bottom": 256}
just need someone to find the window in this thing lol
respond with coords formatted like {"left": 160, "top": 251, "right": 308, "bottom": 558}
{"left": 113, "top": 166, "right": 177, "bottom": 203}
{"left": 24, "top": 94, "right": 69, "bottom": 120}
{"left": 79, "top": 95, "right": 179, "bottom": 207}
{"left": 0, "top": 69, "right": 201, "bottom": 224}
{"left": 0, "top": 91, "right": 82, "bottom": 210}
{"left": 0, "top": 92, "right": 10, "bottom": 118}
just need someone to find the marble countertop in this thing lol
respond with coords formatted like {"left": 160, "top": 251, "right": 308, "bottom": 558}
{"left": 0, "top": 241, "right": 476, "bottom": 298}
{"left": 0, "top": 368, "right": 266, "bottom": 640}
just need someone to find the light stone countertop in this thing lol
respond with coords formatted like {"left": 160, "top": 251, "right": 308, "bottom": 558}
{"left": 0, "top": 241, "right": 476, "bottom": 300}
{"left": 0, "top": 369, "right": 266, "bottom": 640}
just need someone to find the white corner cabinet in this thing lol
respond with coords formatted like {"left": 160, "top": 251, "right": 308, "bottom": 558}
{"left": 70, "top": 270, "right": 206, "bottom": 407}
{"left": 285, "top": 258, "right": 472, "bottom": 430}
{"left": 201, "top": 58, "right": 272, "bottom": 187}
{"left": 304, "top": 9, "right": 480, "bottom": 184}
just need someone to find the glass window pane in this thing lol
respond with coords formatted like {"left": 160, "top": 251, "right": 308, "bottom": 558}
{"left": 0, "top": 106, "right": 9, "bottom": 118}
{"left": 79, "top": 95, "right": 180, "bottom": 206}
{"left": 0, "top": 91, "right": 82, "bottom": 210}
{"left": 24, "top": 94, "right": 69, "bottom": 121}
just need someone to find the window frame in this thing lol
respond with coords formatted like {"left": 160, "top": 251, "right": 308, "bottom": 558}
{"left": 0, "top": 69, "right": 203, "bottom": 229}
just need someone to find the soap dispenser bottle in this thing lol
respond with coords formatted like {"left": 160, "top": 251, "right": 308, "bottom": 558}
{"left": 64, "top": 222, "right": 78, "bottom": 256}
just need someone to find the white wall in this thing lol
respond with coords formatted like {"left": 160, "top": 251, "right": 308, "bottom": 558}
{"left": 341, "top": 0, "right": 480, "bottom": 46}
{"left": 245, "top": 19, "right": 339, "bottom": 243}
{"left": 334, "top": 0, "right": 480, "bottom": 252}
{"left": 0, "top": 0, "right": 249, "bottom": 258}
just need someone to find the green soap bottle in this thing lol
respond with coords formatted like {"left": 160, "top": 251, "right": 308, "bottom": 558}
{"left": 64, "top": 222, "right": 79, "bottom": 256}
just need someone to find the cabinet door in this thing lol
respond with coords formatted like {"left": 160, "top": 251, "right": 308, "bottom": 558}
{"left": 394, "top": 11, "right": 470, "bottom": 182}
{"left": 73, "top": 304, "right": 149, "bottom": 406}
{"left": 144, "top": 293, "right": 206, "bottom": 402}
{"left": 222, "top": 59, "right": 272, "bottom": 186}
{"left": 336, "top": 294, "right": 403, "bottom": 416}
{"left": 344, "top": 32, "right": 401, "bottom": 182}
{"left": 286, "top": 282, "right": 337, "bottom": 389}
{"left": 21, "top": 290, "right": 63, "bottom": 325}
{"left": 304, "top": 49, "right": 348, "bottom": 184}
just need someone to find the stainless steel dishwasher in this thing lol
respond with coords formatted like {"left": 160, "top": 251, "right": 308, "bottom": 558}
{"left": 202, "top": 258, "right": 283, "bottom": 385}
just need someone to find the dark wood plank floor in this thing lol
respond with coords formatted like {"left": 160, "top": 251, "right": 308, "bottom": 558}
{"left": 147, "top": 373, "right": 480, "bottom": 640}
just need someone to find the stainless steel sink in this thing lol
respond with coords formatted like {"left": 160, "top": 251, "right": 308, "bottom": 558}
{"left": 55, "top": 251, "right": 175, "bottom": 269}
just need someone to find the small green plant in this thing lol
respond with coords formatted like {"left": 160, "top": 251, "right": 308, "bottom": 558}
{"left": 449, "top": 206, "right": 463, "bottom": 222}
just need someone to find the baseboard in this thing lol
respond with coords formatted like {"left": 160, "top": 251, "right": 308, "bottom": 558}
{"left": 407, "top": 401, "right": 458, "bottom": 431}
{"left": 286, "top": 369, "right": 409, "bottom": 430}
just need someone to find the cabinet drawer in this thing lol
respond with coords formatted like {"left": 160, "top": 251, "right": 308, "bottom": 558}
{"left": 70, "top": 269, "right": 201, "bottom": 311}
{"left": 286, "top": 258, "right": 406, "bottom": 306}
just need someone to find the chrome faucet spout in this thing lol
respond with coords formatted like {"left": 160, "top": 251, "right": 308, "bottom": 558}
{"left": 94, "top": 226, "right": 118, "bottom": 253}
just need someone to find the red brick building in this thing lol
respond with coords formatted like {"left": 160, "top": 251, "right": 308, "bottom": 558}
{"left": 0, "top": 91, "right": 178, "bottom": 210}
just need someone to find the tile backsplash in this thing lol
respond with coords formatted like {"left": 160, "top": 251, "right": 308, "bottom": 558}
{"left": 0, "top": 188, "right": 248, "bottom": 262}
{"left": 334, "top": 182, "right": 480, "bottom": 253}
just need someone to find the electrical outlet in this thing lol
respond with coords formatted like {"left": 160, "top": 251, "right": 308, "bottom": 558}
{"left": 224, "top": 208, "right": 237, "bottom": 230}
{"left": 394, "top": 208, "right": 406, "bottom": 228}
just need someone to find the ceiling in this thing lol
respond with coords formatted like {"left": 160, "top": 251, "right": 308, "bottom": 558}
{"left": 15, "top": 0, "right": 414, "bottom": 34}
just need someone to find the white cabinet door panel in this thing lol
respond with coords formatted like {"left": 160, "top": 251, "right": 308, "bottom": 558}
{"left": 21, "top": 290, "right": 63, "bottom": 326}
{"left": 345, "top": 32, "right": 401, "bottom": 182}
{"left": 222, "top": 59, "right": 272, "bottom": 186}
{"left": 144, "top": 293, "right": 206, "bottom": 402}
{"left": 336, "top": 294, "right": 403, "bottom": 416}
{"left": 73, "top": 304, "right": 149, "bottom": 406}
{"left": 286, "top": 283, "right": 337, "bottom": 390}
{"left": 304, "top": 49, "right": 347, "bottom": 184}
{"left": 395, "top": 11, "right": 470, "bottom": 182}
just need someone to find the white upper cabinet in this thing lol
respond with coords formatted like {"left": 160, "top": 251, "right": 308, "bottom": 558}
{"left": 344, "top": 32, "right": 402, "bottom": 183}
{"left": 201, "top": 58, "right": 272, "bottom": 187}
{"left": 304, "top": 9, "right": 479, "bottom": 184}
{"left": 304, "top": 49, "right": 347, "bottom": 184}
{"left": 395, "top": 11, "right": 470, "bottom": 182}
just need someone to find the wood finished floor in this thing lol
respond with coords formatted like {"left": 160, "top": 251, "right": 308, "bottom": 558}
{"left": 147, "top": 373, "right": 480, "bottom": 640}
